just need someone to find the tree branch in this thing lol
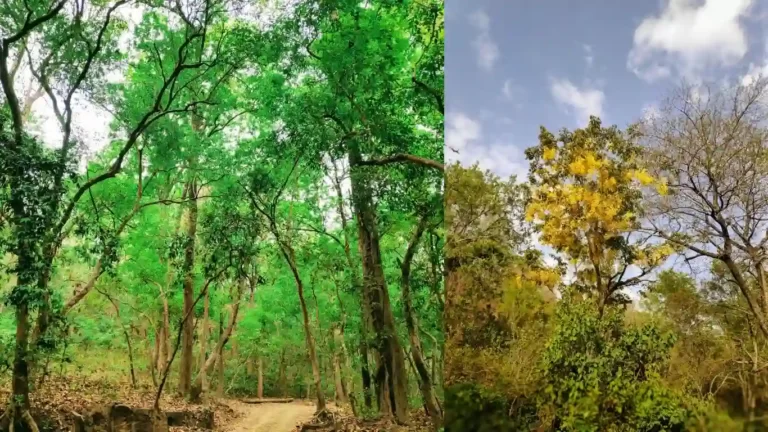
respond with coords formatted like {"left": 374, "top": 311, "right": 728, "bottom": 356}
{"left": 356, "top": 153, "right": 444, "bottom": 171}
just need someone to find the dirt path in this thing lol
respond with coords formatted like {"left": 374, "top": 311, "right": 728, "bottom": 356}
{"left": 221, "top": 400, "right": 316, "bottom": 432}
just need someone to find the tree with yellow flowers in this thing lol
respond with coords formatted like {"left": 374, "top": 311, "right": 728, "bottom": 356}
{"left": 524, "top": 116, "right": 674, "bottom": 313}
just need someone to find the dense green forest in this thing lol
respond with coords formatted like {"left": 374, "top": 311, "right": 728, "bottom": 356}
{"left": 0, "top": 0, "right": 444, "bottom": 430}
{"left": 445, "top": 78, "right": 768, "bottom": 432}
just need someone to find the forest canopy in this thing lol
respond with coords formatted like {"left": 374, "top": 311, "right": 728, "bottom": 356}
{"left": 0, "top": 0, "right": 444, "bottom": 430}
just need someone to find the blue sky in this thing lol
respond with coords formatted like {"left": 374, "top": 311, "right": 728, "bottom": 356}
{"left": 445, "top": 0, "right": 768, "bottom": 179}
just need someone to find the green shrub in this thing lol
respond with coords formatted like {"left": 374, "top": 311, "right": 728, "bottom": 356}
{"left": 539, "top": 297, "right": 690, "bottom": 431}
{"left": 444, "top": 383, "right": 537, "bottom": 431}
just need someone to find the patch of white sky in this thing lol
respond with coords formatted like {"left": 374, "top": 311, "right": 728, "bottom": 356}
{"left": 450, "top": 0, "right": 768, "bottom": 306}
{"left": 20, "top": 0, "right": 291, "bottom": 158}
{"left": 318, "top": 154, "right": 352, "bottom": 230}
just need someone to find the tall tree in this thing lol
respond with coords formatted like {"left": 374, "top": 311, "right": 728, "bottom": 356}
{"left": 641, "top": 79, "right": 768, "bottom": 339}
{"left": 525, "top": 116, "right": 675, "bottom": 313}
{"left": 0, "top": 0, "right": 234, "bottom": 425}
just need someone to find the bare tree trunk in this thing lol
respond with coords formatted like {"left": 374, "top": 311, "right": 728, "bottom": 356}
{"left": 756, "top": 261, "right": 768, "bottom": 316}
{"left": 100, "top": 290, "right": 138, "bottom": 388}
{"left": 217, "top": 316, "right": 225, "bottom": 398}
{"left": 340, "top": 331, "right": 354, "bottom": 400}
{"left": 274, "top": 232, "right": 326, "bottom": 412}
{"left": 126, "top": 330, "right": 137, "bottom": 389}
{"left": 279, "top": 349, "right": 287, "bottom": 397}
{"left": 332, "top": 327, "right": 349, "bottom": 405}
{"left": 160, "top": 201, "right": 183, "bottom": 373}
{"left": 348, "top": 144, "right": 409, "bottom": 422}
{"left": 198, "top": 288, "right": 210, "bottom": 391}
{"left": 400, "top": 217, "right": 442, "bottom": 428}
{"left": 151, "top": 325, "right": 160, "bottom": 386}
{"left": 360, "top": 334, "right": 373, "bottom": 409}
{"left": 189, "top": 282, "right": 241, "bottom": 402}
{"left": 162, "top": 293, "right": 171, "bottom": 366}
{"left": 333, "top": 353, "right": 347, "bottom": 405}
{"left": 330, "top": 159, "right": 373, "bottom": 411}
{"left": 258, "top": 356, "right": 264, "bottom": 398}
{"left": 156, "top": 318, "right": 165, "bottom": 374}
{"left": 179, "top": 178, "right": 198, "bottom": 397}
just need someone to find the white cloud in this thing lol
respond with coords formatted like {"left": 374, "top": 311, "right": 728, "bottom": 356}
{"left": 550, "top": 78, "right": 605, "bottom": 125}
{"left": 469, "top": 10, "right": 499, "bottom": 71}
{"left": 468, "top": 8, "right": 490, "bottom": 32}
{"left": 446, "top": 112, "right": 482, "bottom": 155}
{"left": 500, "top": 79, "right": 525, "bottom": 110}
{"left": 741, "top": 64, "right": 767, "bottom": 85}
{"left": 502, "top": 79, "right": 517, "bottom": 100}
{"left": 445, "top": 112, "right": 528, "bottom": 179}
{"left": 583, "top": 44, "right": 594, "bottom": 67}
{"left": 628, "top": 0, "right": 754, "bottom": 82}
{"left": 469, "top": 143, "right": 529, "bottom": 180}
{"left": 742, "top": 62, "right": 768, "bottom": 85}
{"left": 641, "top": 102, "right": 662, "bottom": 122}
{"left": 741, "top": 37, "right": 768, "bottom": 85}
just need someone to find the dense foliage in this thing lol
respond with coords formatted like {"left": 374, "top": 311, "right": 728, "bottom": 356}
{"left": 0, "top": 0, "right": 444, "bottom": 430}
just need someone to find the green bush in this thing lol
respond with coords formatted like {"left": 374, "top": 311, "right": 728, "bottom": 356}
{"left": 538, "top": 297, "right": 690, "bottom": 431}
{"left": 444, "top": 383, "right": 537, "bottom": 431}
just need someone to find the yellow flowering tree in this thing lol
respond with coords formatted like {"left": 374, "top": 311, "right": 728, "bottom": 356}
{"left": 524, "top": 116, "right": 674, "bottom": 312}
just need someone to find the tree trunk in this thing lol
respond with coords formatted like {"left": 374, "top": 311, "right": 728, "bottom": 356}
{"left": 151, "top": 325, "right": 160, "bottom": 386}
{"left": 348, "top": 143, "right": 409, "bottom": 422}
{"left": 125, "top": 328, "right": 137, "bottom": 389}
{"left": 331, "top": 327, "right": 349, "bottom": 405}
{"left": 279, "top": 348, "right": 287, "bottom": 397}
{"left": 9, "top": 216, "right": 38, "bottom": 430}
{"left": 279, "top": 242, "right": 326, "bottom": 411}
{"left": 401, "top": 217, "right": 442, "bottom": 428}
{"left": 341, "top": 332, "right": 353, "bottom": 399}
{"left": 333, "top": 362, "right": 347, "bottom": 406}
{"left": 12, "top": 300, "right": 32, "bottom": 422}
{"left": 156, "top": 317, "right": 165, "bottom": 374}
{"left": 333, "top": 353, "right": 346, "bottom": 404}
{"left": 258, "top": 356, "right": 264, "bottom": 398}
{"left": 286, "top": 253, "right": 325, "bottom": 412}
{"left": 217, "top": 317, "right": 226, "bottom": 398}
{"left": 159, "top": 199, "right": 183, "bottom": 374}
{"left": 723, "top": 255, "right": 768, "bottom": 338}
{"left": 360, "top": 336, "right": 373, "bottom": 409}
{"left": 330, "top": 159, "right": 373, "bottom": 411}
{"left": 198, "top": 288, "right": 210, "bottom": 391}
{"left": 179, "top": 178, "right": 198, "bottom": 397}
{"left": 756, "top": 260, "right": 768, "bottom": 316}
{"left": 189, "top": 283, "right": 241, "bottom": 402}
{"left": 157, "top": 296, "right": 171, "bottom": 375}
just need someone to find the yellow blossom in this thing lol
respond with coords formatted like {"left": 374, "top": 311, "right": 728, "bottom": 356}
{"left": 569, "top": 158, "right": 588, "bottom": 176}
{"left": 634, "top": 169, "right": 654, "bottom": 185}
{"left": 543, "top": 147, "right": 557, "bottom": 161}
{"left": 656, "top": 179, "right": 668, "bottom": 196}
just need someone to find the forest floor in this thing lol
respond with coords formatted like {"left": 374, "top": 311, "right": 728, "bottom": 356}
{"left": 219, "top": 400, "right": 433, "bottom": 432}
{"left": 220, "top": 400, "right": 315, "bottom": 432}
{"left": 0, "top": 374, "right": 431, "bottom": 432}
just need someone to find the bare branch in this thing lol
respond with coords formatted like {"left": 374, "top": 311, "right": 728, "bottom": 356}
{"left": 356, "top": 153, "right": 444, "bottom": 172}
